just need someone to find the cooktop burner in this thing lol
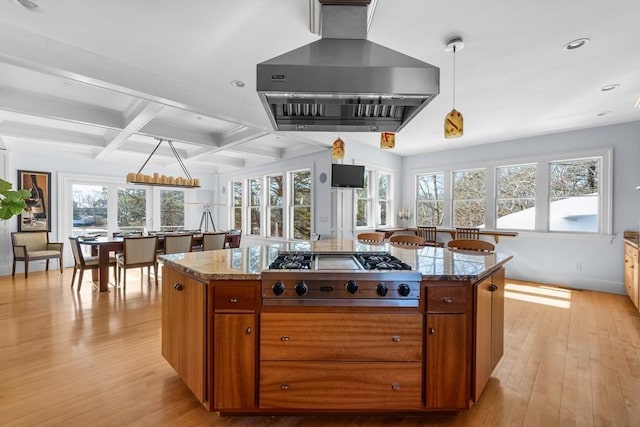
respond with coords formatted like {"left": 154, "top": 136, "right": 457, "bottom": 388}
{"left": 268, "top": 253, "right": 313, "bottom": 270}
{"left": 356, "top": 253, "right": 412, "bottom": 271}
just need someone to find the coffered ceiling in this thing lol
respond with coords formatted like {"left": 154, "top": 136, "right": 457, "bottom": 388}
{"left": 0, "top": 0, "right": 638, "bottom": 174}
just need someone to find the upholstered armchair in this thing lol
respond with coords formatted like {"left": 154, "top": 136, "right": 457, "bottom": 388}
{"left": 11, "top": 231, "right": 64, "bottom": 278}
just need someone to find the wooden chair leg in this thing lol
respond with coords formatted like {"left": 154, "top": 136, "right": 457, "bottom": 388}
{"left": 77, "top": 269, "right": 84, "bottom": 292}
{"left": 59, "top": 256, "right": 63, "bottom": 273}
{"left": 46, "top": 259, "right": 50, "bottom": 272}
{"left": 24, "top": 261, "right": 29, "bottom": 279}
{"left": 12, "top": 259, "right": 16, "bottom": 276}
{"left": 154, "top": 264, "right": 158, "bottom": 286}
{"left": 71, "top": 267, "right": 77, "bottom": 288}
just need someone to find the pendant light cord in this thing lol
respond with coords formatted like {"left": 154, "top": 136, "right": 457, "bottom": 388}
{"left": 452, "top": 45, "right": 456, "bottom": 109}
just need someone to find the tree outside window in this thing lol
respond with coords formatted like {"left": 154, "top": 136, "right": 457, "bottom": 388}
{"left": 291, "top": 170, "right": 311, "bottom": 240}
{"left": 248, "top": 178, "right": 261, "bottom": 236}
{"left": 117, "top": 187, "right": 146, "bottom": 233}
{"left": 453, "top": 169, "right": 486, "bottom": 227}
{"left": 378, "top": 173, "right": 391, "bottom": 226}
{"left": 355, "top": 171, "right": 371, "bottom": 227}
{"left": 496, "top": 164, "right": 536, "bottom": 230}
{"left": 267, "top": 175, "right": 284, "bottom": 238}
{"left": 160, "top": 189, "right": 184, "bottom": 231}
{"left": 416, "top": 173, "right": 444, "bottom": 226}
{"left": 73, "top": 184, "right": 108, "bottom": 235}
{"left": 231, "top": 181, "right": 243, "bottom": 230}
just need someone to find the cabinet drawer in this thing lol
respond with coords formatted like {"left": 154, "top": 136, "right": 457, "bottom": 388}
{"left": 260, "top": 361, "right": 422, "bottom": 410}
{"left": 427, "top": 286, "right": 469, "bottom": 313}
{"left": 261, "top": 313, "right": 422, "bottom": 361}
{"left": 215, "top": 285, "right": 256, "bottom": 311}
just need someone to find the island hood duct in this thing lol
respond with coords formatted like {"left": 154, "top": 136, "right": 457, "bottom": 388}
{"left": 256, "top": 4, "right": 440, "bottom": 132}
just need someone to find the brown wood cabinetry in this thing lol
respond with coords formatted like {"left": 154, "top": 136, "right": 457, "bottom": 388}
{"left": 161, "top": 267, "right": 206, "bottom": 403}
{"left": 213, "top": 282, "right": 257, "bottom": 410}
{"left": 624, "top": 241, "right": 639, "bottom": 311}
{"left": 259, "top": 312, "right": 423, "bottom": 410}
{"left": 473, "top": 268, "right": 505, "bottom": 402}
{"left": 425, "top": 285, "right": 471, "bottom": 409}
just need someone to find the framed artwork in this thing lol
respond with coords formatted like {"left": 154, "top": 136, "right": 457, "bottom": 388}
{"left": 17, "top": 170, "right": 51, "bottom": 232}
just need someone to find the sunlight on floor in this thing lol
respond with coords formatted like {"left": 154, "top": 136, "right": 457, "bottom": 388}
{"left": 505, "top": 282, "right": 572, "bottom": 309}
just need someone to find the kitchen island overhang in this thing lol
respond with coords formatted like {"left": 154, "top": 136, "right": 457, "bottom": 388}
{"left": 159, "top": 240, "right": 512, "bottom": 414}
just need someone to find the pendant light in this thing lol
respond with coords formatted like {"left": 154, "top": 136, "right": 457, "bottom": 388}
{"left": 332, "top": 136, "right": 345, "bottom": 160}
{"left": 444, "top": 37, "right": 464, "bottom": 138}
{"left": 126, "top": 138, "right": 200, "bottom": 188}
{"left": 380, "top": 132, "right": 395, "bottom": 149}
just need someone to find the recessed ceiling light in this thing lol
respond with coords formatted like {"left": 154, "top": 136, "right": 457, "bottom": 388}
{"left": 196, "top": 116, "right": 203, "bottom": 120}
{"left": 601, "top": 84, "right": 620, "bottom": 91}
{"left": 563, "top": 38, "right": 590, "bottom": 50}
{"left": 231, "top": 80, "right": 245, "bottom": 88}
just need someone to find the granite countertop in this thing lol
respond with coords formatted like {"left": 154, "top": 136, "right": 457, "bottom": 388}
{"left": 159, "top": 239, "right": 512, "bottom": 282}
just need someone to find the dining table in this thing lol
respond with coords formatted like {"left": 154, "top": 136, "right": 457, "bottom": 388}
{"left": 78, "top": 232, "right": 241, "bottom": 292}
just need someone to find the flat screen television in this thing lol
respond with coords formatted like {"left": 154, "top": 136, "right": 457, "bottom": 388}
{"left": 331, "top": 164, "right": 365, "bottom": 188}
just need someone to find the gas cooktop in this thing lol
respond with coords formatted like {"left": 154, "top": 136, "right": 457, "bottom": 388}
{"left": 267, "top": 251, "right": 412, "bottom": 271}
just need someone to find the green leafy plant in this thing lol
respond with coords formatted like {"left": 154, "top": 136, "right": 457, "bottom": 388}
{"left": 0, "top": 178, "right": 30, "bottom": 220}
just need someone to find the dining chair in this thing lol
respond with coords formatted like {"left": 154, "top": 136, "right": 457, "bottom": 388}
{"left": 116, "top": 236, "right": 159, "bottom": 289}
{"left": 447, "top": 238, "right": 495, "bottom": 253}
{"left": 226, "top": 230, "right": 242, "bottom": 248}
{"left": 69, "top": 237, "right": 117, "bottom": 291}
{"left": 11, "top": 231, "right": 64, "bottom": 279}
{"left": 455, "top": 227, "right": 480, "bottom": 239}
{"left": 356, "top": 232, "right": 385, "bottom": 244}
{"left": 416, "top": 226, "right": 444, "bottom": 247}
{"left": 389, "top": 230, "right": 417, "bottom": 238}
{"left": 163, "top": 233, "right": 194, "bottom": 254}
{"left": 389, "top": 234, "right": 426, "bottom": 247}
{"left": 202, "top": 232, "right": 226, "bottom": 251}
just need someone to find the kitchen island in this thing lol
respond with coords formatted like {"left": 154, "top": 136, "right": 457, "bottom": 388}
{"left": 159, "top": 239, "right": 512, "bottom": 414}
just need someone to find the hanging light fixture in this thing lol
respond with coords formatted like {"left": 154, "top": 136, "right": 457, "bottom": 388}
{"left": 332, "top": 136, "right": 345, "bottom": 160}
{"left": 126, "top": 138, "right": 200, "bottom": 188}
{"left": 444, "top": 37, "right": 464, "bottom": 138}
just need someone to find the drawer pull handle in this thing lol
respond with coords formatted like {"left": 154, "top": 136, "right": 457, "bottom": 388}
{"left": 229, "top": 298, "right": 238, "bottom": 303}
{"left": 281, "top": 384, "right": 289, "bottom": 390}
{"left": 392, "top": 336, "right": 401, "bottom": 343}
{"left": 173, "top": 283, "right": 183, "bottom": 291}
{"left": 442, "top": 297, "right": 453, "bottom": 304}
{"left": 245, "top": 327, "right": 252, "bottom": 335}
{"left": 280, "top": 336, "right": 290, "bottom": 341}
{"left": 429, "top": 327, "right": 436, "bottom": 335}
{"left": 391, "top": 384, "right": 401, "bottom": 391}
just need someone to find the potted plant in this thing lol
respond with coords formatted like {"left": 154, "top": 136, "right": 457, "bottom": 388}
{"left": 0, "top": 178, "right": 30, "bottom": 220}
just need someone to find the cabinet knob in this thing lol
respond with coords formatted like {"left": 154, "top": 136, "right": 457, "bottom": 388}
{"left": 392, "top": 336, "right": 401, "bottom": 343}
{"left": 229, "top": 298, "right": 238, "bottom": 303}
{"left": 488, "top": 284, "right": 498, "bottom": 292}
{"left": 173, "top": 283, "right": 183, "bottom": 291}
{"left": 245, "top": 327, "right": 252, "bottom": 335}
{"left": 429, "top": 327, "right": 436, "bottom": 335}
{"left": 280, "top": 384, "right": 289, "bottom": 390}
{"left": 442, "top": 297, "right": 453, "bottom": 304}
{"left": 280, "top": 336, "right": 290, "bottom": 341}
{"left": 391, "top": 384, "right": 401, "bottom": 391}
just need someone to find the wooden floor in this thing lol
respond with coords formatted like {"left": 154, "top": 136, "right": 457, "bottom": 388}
{"left": 1, "top": 268, "right": 638, "bottom": 427}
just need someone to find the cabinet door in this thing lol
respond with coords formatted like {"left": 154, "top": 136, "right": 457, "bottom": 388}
{"left": 161, "top": 268, "right": 205, "bottom": 402}
{"left": 491, "top": 268, "right": 505, "bottom": 370}
{"left": 426, "top": 314, "right": 468, "bottom": 409}
{"left": 214, "top": 313, "right": 256, "bottom": 410}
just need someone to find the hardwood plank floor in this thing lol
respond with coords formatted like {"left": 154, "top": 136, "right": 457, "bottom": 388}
{"left": 1, "top": 269, "right": 638, "bottom": 426}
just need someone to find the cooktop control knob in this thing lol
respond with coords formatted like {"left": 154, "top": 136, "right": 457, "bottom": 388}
{"left": 345, "top": 280, "right": 359, "bottom": 294}
{"left": 295, "top": 281, "right": 308, "bottom": 296}
{"left": 376, "top": 283, "right": 388, "bottom": 296}
{"left": 272, "top": 281, "right": 285, "bottom": 296}
{"left": 397, "top": 283, "right": 411, "bottom": 297}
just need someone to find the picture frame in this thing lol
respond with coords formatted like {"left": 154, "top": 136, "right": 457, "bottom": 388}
{"left": 17, "top": 170, "right": 51, "bottom": 232}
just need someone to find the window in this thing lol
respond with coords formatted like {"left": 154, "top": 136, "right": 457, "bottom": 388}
{"left": 496, "top": 164, "right": 536, "bottom": 230}
{"left": 267, "top": 175, "right": 284, "bottom": 238}
{"left": 117, "top": 187, "right": 146, "bottom": 233}
{"left": 453, "top": 169, "right": 486, "bottom": 227}
{"left": 248, "top": 178, "right": 261, "bottom": 236}
{"left": 355, "top": 170, "right": 372, "bottom": 227}
{"left": 549, "top": 158, "right": 600, "bottom": 233}
{"left": 160, "top": 189, "right": 185, "bottom": 231}
{"left": 416, "top": 173, "right": 444, "bottom": 226}
{"left": 291, "top": 170, "right": 311, "bottom": 240}
{"left": 378, "top": 173, "right": 391, "bottom": 226}
{"left": 231, "top": 181, "right": 243, "bottom": 230}
{"left": 73, "top": 184, "right": 108, "bottom": 235}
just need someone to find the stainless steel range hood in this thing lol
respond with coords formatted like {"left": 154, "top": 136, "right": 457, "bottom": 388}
{"left": 256, "top": 3, "right": 439, "bottom": 133}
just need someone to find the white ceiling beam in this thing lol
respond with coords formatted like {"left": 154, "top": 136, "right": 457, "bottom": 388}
{"left": 138, "top": 121, "right": 218, "bottom": 147}
{"left": 95, "top": 100, "right": 164, "bottom": 160}
{"left": 0, "top": 121, "right": 107, "bottom": 147}
{"left": 0, "top": 86, "right": 124, "bottom": 129}
{"left": 180, "top": 126, "right": 269, "bottom": 163}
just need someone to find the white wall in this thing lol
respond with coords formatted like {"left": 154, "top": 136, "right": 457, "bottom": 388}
{"left": 402, "top": 121, "right": 640, "bottom": 294}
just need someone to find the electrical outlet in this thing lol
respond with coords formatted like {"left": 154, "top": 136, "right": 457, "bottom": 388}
{"left": 576, "top": 262, "right": 582, "bottom": 271}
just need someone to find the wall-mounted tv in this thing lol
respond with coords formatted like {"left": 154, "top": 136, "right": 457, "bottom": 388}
{"left": 331, "top": 164, "right": 365, "bottom": 188}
